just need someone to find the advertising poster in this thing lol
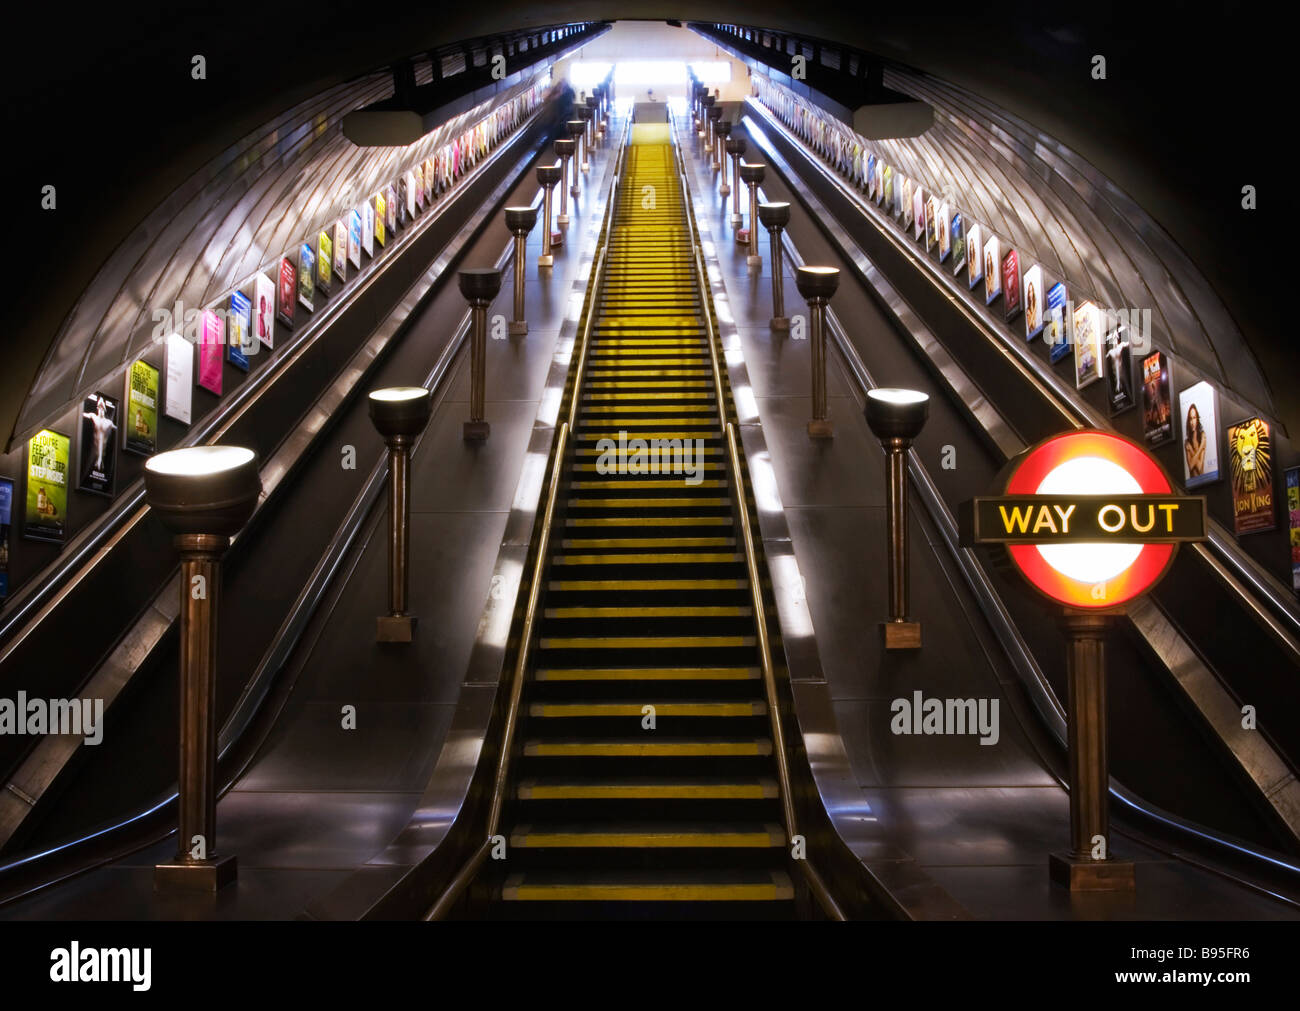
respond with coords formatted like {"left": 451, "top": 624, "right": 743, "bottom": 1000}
{"left": 163, "top": 332, "right": 193, "bottom": 424}
{"left": 902, "top": 179, "right": 915, "bottom": 230}
{"left": 0, "top": 478, "right": 11, "bottom": 601}
{"left": 198, "top": 309, "right": 224, "bottom": 395}
{"left": 1227, "top": 417, "right": 1275, "bottom": 535}
{"left": 318, "top": 230, "right": 333, "bottom": 294}
{"left": 983, "top": 235, "right": 1001, "bottom": 305}
{"left": 1287, "top": 468, "right": 1300, "bottom": 592}
{"left": 1072, "top": 300, "right": 1103, "bottom": 390}
{"left": 1001, "top": 248, "right": 1022, "bottom": 322}
{"left": 277, "top": 256, "right": 296, "bottom": 329}
{"left": 24, "top": 429, "right": 69, "bottom": 543}
{"left": 348, "top": 209, "right": 362, "bottom": 270}
{"left": 1140, "top": 350, "right": 1174, "bottom": 445}
{"left": 950, "top": 212, "right": 966, "bottom": 276}
{"left": 333, "top": 220, "right": 347, "bottom": 283}
{"left": 966, "top": 223, "right": 983, "bottom": 289}
{"left": 883, "top": 164, "right": 894, "bottom": 210}
{"left": 298, "top": 242, "right": 316, "bottom": 312}
{"left": 385, "top": 184, "right": 397, "bottom": 233}
{"left": 1103, "top": 325, "right": 1135, "bottom": 415}
{"left": 912, "top": 186, "right": 925, "bottom": 241}
{"left": 873, "top": 159, "right": 884, "bottom": 205}
{"left": 937, "top": 202, "right": 951, "bottom": 262}
{"left": 362, "top": 201, "right": 375, "bottom": 257}
{"left": 414, "top": 163, "right": 425, "bottom": 211}
{"left": 925, "top": 196, "right": 938, "bottom": 251}
{"left": 404, "top": 170, "right": 417, "bottom": 221}
{"left": 423, "top": 158, "right": 434, "bottom": 204}
{"left": 123, "top": 358, "right": 159, "bottom": 455}
{"left": 866, "top": 155, "right": 876, "bottom": 198}
{"left": 77, "top": 392, "right": 119, "bottom": 496}
{"left": 1178, "top": 380, "right": 1220, "bottom": 488}
{"left": 1022, "top": 264, "right": 1043, "bottom": 340}
{"left": 253, "top": 272, "right": 275, "bottom": 350}
{"left": 1046, "top": 282, "right": 1070, "bottom": 363}
{"left": 228, "top": 290, "right": 252, "bottom": 371}
{"left": 374, "top": 193, "right": 386, "bottom": 247}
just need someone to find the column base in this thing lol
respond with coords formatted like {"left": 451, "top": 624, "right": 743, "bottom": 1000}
{"left": 557, "top": 215, "right": 570, "bottom": 228}
{"left": 155, "top": 854, "right": 237, "bottom": 892}
{"left": 582, "top": 162, "right": 590, "bottom": 173}
{"left": 463, "top": 419, "right": 491, "bottom": 443}
{"left": 770, "top": 317, "right": 790, "bottom": 332}
{"left": 807, "top": 418, "right": 834, "bottom": 439}
{"left": 747, "top": 255, "right": 762, "bottom": 268}
{"left": 509, "top": 320, "right": 528, "bottom": 336}
{"left": 377, "top": 614, "right": 416, "bottom": 643}
{"left": 737, "top": 228, "right": 750, "bottom": 243}
{"left": 537, "top": 255, "right": 554, "bottom": 268}
{"left": 551, "top": 231, "right": 564, "bottom": 247}
{"left": 1049, "top": 852, "right": 1136, "bottom": 892}
{"left": 882, "top": 620, "right": 922, "bottom": 650}
{"left": 570, "top": 187, "right": 581, "bottom": 199}
{"left": 719, "top": 184, "right": 731, "bottom": 197}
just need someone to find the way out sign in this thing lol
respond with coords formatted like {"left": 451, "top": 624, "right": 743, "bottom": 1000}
{"left": 959, "top": 430, "right": 1207, "bottom": 608}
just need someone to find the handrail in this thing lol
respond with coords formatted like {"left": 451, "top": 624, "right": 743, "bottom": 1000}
{"left": 425, "top": 115, "right": 628, "bottom": 921}
{"left": 672, "top": 118, "right": 846, "bottom": 921}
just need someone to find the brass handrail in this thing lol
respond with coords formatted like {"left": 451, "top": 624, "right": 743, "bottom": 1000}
{"left": 425, "top": 116, "right": 628, "bottom": 921}
{"left": 673, "top": 119, "right": 846, "bottom": 921}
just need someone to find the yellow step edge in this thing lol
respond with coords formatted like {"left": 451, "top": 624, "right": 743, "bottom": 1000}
{"left": 522, "top": 739, "right": 774, "bottom": 757}
{"left": 533, "top": 667, "right": 762, "bottom": 681}
{"left": 528, "top": 701, "right": 767, "bottom": 717}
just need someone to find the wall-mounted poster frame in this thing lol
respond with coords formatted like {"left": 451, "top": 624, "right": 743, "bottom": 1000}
{"left": 925, "top": 196, "right": 938, "bottom": 251}
{"left": 1072, "top": 300, "right": 1103, "bottom": 390}
{"left": 1227, "top": 416, "right": 1275, "bottom": 535}
{"left": 1046, "top": 282, "right": 1070, "bottom": 363}
{"left": 348, "top": 209, "right": 362, "bottom": 270}
{"left": 1140, "top": 350, "right": 1174, "bottom": 446}
{"left": 902, "top": 178, "right": 915, "bottom": 230}
{"left": 950, "top": 212, "right": 966, "bottom": 277}
{"left": 1103, "top": 322, "right": 1136, "bottom": 415}
{"left": 253, "top": 272, "right": 275, "bottom": 350}
{"left": 883, "top": 164, "right": 894, "bottom": 210}
{"left": 983, "top": 235, "right": 1001, "bottom": 305}
{"left": 333, "top": 220, "right": 347, "bottom": 284}
{"left": 362, "top": 201, "right": 375, "bottom": 257}
{"left": 1022, "top": 264, "right": 1043, "bottom": 340}
{"left": 1001, "top": 248, "right": 1022, "bottom": 322}
{"left": 228, "top": 290, "right": 252, "bottom": 371}
{"left": 0, "top": 477, "right": 12, "bottom": 601}
{"left": 912, "top": 186, "right": 924, "bottom": 242}
{"left": 163, "top": 332, "right": 193, "bottom": 424}
{"left": 318, "top": 229, "right": 333, "bottom": 295}
{"left": 198, "top": 309, "right": 224, "bottom": 395}
{"left": 404, "top": 170, "right": 417, "bottom": 221}
{"left": 123, "top": 358, "right": 160, "bottom": 455}
{"left": 1287, "top": 467, "right": 1300, "bottom": 592}
{"left": 77, "top": 392, "right": 119, "bottom": 497}
{"left": 374, "top": 193, "right": 386, "bottom": 247}
{"left": 24, "top": 429, "right": 70, "bottom": 544}
{"left": 1178, "top": 380, "right": 1221, "bottom": 489}
{"left": 385, "top": 183, "right": 397, "bottom": 233}
{"left": 966, "top": 223, "right": 983, "bottom": 290}
{"left": 937, "top": 202, "right": 951, "bottom": 262}
{"left": 276, "top": 256, "right": 296, "bottom": 329}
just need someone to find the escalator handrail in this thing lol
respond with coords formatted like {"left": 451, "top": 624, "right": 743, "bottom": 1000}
{"left": 424, "top": 114, "right": 631, "bottom": 921}
{"left": 673, "top": 124, "right": 846, "bottom": 921}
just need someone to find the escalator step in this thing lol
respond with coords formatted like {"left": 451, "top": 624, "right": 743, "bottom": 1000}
{"left": 527, "top": 701, "right": 767, "bottom": 717}
{"left": 517, "top": 777, "right": 779, "bottom": 799}
{"left": 499, "top": 868, "right": 794, "bottom": 902}
{"left": 510, "top": 822, "right": 785, "bottom": 848}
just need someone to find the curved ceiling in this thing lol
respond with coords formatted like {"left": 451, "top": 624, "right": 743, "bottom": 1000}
{"left": 5, "top": 2, "right": 1289, "bottom": 445}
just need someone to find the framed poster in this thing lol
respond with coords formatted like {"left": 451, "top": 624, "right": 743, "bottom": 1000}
{"left": 163, "top": 332, "right": 193, "bottom": 424}
{"left": 1227, "top": 417, "right": 1275, "bottom": 535}
{"left": 937, "top": 202, "right": 951, "bottom": 262}
{"left": 374, "top": 193, "right": 386, "bottom": 247}
{"left": 1287, "top": 467, "right": 1300, "bottom": 592}
{"left": 902, "top": 179, "right": 915, "bottom": 230}
{"left": 1103, "top": 324, "right": 1135, "bottom": 414}
{"left": 1001, "top": 248, "right": 1022, "bottom": 322}
{"left": 362, "top": 201, "right": 375, "bottom": 257}
{"left": 24, "top": 429, "right": 70, "bottom": 543}
{"left": 1178, "top": 380, "right": 1220, "bottom": 489}
{"left": 866, "top": 155, "right": 876, "bottom": 199}
{"left": 966, "top": 223, "right": 983, "bottom": 289}
{"left": 423, "top": 158, "right": 434, "bottom": 204}
{"left": 951, "top": 212, "right": 966, "bottom": 277}
{"left": 348, "top": 209, "right": 362, "bottom": 270}
{"left": 1045, "top": 282, "right": 1070, "bottom": 363}
{"left": 227, "top": 291, "right": 252, "bottom": 371}
{"left": 883, "top": 164, "right": 894, "bottom": 210}
{"left": 123, "top": 358, "right": 159, "bottom": 455}
{"left": 277, "top": 256, "right": 296, "bottom": 329}
{"left": 77, "top": 392, "right": 119, "bottom": 496}
{"left": 253, "top": 272, "right": 275, "bottom": 350}
{"left": 1072, "top": 300, "right": 1103, "bottom": 390}
{"left": 404, "top": 171, "right": 417, "bottom": 221}
{"left": 414, "top": 164, "right": 425, "bottom": 211}
{"left": 385, "top": 183, "right": 397, "bottom": 233}
{"left": 0, "top": 477, "right": 11, "bottom": 601}
{"left": 298, "top": 242, "right": 316, "bottom": 311}
{"left": 1022, "top": 265, "right": 1043, "bottom": 340}
{"left": 873, "top": 159, "right": 884, "bottom": 205}
{"left": 1140, "top": 350, "right": 1174, "bottom": 446}
{"left": 333, "top": 220, "right": 347, "bottom": 283}
{"left": 983, "top": 235, "right": 1001, "bottom": 305}
{"left": 912, "top": 186, "right": 925, "bottom": 241}
{"left": 318, "top": 230, "right": 333, "bottom": 294}
{"left": 198, "top": 309, "right": 224, "bottom": 395}
{"left": 925, "top": 196, "right": 938, "bottom": 251}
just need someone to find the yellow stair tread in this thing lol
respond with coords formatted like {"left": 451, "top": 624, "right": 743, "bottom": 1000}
{"left": 534, "top": 666, "right": 761, "bottom": 681}
{"left": 527, "top": 700, "right": 767, "bottom": 717}
{"left": 522, "top": 738, "right": 773, "bottom": 756}
{"left": 516, "top": 776, "right": 778, "bottom": 798}
{"left": 500, "top": 869, "right": 794, "bottom": 902}
{"left": 509, "top": 822, "right": 786, "bottom": 848}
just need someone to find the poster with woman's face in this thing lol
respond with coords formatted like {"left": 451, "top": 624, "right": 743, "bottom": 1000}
{"left": 912, "top": 187, "right": 925, "bottom": 241}
{"left": 937, "top": 202, "right": 951, "bottom": 261}
{"left": 277, "top": 257, "right": 295, "bottom": 329}
{"left": 966, "top": 223, "right": 983, "bottom": 289}
{"left": 385, "top": 184, "right": 397, "bottom": 232}
{"left": 1001, "top": 248, "right": 1021, "bottom": 321}
{"left": 902, "top": 179, "right": 915, "bottom": 229}
{"left": 1072, "top": 300, "right": 1103, "bottom": 390}
{"left": 925, "top": 197, "right": 938, "bottom": 250}
{"left": 1022, "top": 265, "right": 1043, "bottom": 339}
{"left": 254, "top": 272, "right": 276, "bottom": 348}
{"left": 983, "top": 235, "right": 1001, "bottom": 305}
{"left": 333, "top": 220, "right": 348, "bottom": 283}
{"left": 1179, "top": 380, "right": 1220, "bottom": 488}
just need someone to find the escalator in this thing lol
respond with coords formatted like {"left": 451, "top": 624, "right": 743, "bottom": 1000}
{"left": 456, "top": 125, "right": 801, "bottom": 919}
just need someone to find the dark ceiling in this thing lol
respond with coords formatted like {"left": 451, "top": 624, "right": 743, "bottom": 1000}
{"left": 4, "top": 2, "right": 1290, "bottom": 440}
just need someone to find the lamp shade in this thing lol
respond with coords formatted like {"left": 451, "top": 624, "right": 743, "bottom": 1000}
{"left": 505, "top": 206, "right": 538, "bottom": 233}
{"left": 536, "top": 162, "right": 563, "bottom": 186}
{"left": 144, "top": 446, "right": 261, "bottom": 537}
{"left": 864, "top": 388, "right": 930, "bottom": 441}
{"left": 369, "top": 386, "right": 432, "bottom": 439}
{"left": 795, "top": 265, "right": 840, "bottom": 301}
{"left": 758, "top": 202, "right": 790, "bottom": 229}
{"left": 458, "top": 267, "right": 502, "bottom": 303}
{"left": 740, "top": 162, "right": 766, "bottom": 185}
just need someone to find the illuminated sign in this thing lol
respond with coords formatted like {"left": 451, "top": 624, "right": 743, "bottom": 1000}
{"left": 960, "top": 430, "right": 1207, "bottom": 608}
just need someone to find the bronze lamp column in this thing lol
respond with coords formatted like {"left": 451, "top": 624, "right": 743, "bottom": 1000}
{"left": 504, "top": 205, "right": 538, "bottom": 335}
{"left": 795, "top": 265, "right": 839, "bottom": 438}
{"left": 460, "top": 267, "right": 502, "bottom": 443}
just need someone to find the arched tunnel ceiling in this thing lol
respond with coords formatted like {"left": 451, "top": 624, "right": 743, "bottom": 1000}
{"left": 5, "top": 2, "right": 1288, "bottom": 446}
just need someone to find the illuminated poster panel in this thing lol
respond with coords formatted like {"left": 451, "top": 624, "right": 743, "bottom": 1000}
{"left": 1046, "top": 282, "right": 1070, "bottom": 363}
{"left": 1140, "top": 350, "right": 1174, "bottom": 446}
{"left": 198, "top": 309, "right": 224, "bottom": 395}
{"left": 866, "top": 155, "right": 875, "bottom": 199}
{"left": 404, "top": 171, "right": 417, "bottom": 221}
{"left": 318, "top": 230, "right": 333, "bottom": 294}
{"left": 77, "top": 392, "right": 119, "bottom": 496}
{"left": 414, "top": 163, "right": 425, "bottom": 211}
{"left": 983, "top": 235, "right": 1001, "bottom": 305}
{"left": 333, "top": 220, "right": 347, "bottom": 283}
{"left": 1103, "top": 323, "right": 1136, "bottom": 415}
{"left": 925, "top": 196, "right": 938, "bottom": 251}
{"left": 348, "top": 209, "right": 362, "bottom": 270}
{"left": 0, "top": 478, "right": 11, "bottom": 600}
{"left": 228, "top": 290, "right": 252, "bottom": 371}
{"left": 163, "top": 332, "right": 193, "bottom": 424}
{"left": 883, "top": 164, "right": 894, "bottom": 210}
{"left": 253, "top": 272, "right": 275, "bottom": 350}
{"left": 1178, "top": 380, "right": 1220, "bottom": 489}
{"left": 966, "top": 223, "right": 983, "bottom": 289}
{"left": 362, "top": 201, "right": 375, "bottom": 257}
{"left": 1227, "top": 417, "right": 1275, "bottom": 534}
{"left": 385, "top": 183, "right": 397, "bottom": 233}
{"left": 374, "top": 193, "right": 386, "bottom": 247}
{"left": 951, "top": 212, "right": 966, "bottom": 276}
{"left": 1287, "top": 467, "right": 1300, "bottom": 591}
{"left": 298, "top": 242, "right": 315, "bottom": 311}
{"left": 123, "top": 359, "right": 159, "bottom": 455}
{"left": 1001, "top": 248, "right": 1021, "bottom": 322}
{"left": 912, "top": 186, "right": 925, "bottom": 241}
{"left": 277, "top": 257, "right": 296, "bottom": 329}
{"left": 1022, "top": 264, "right": 1043, "bottom": 340}
{"left": 1072, "top": 301, "right": 1103, "bottom": 390}
{"left": 873, "top": 159, "right": 884, "bottom": 205}
{"left": 902, "top": 179, "right": 915, "bottom": 230}
{"left": 24, "top": 429, "right": 70, "bottom": 543}
{"left": 937, "top": 202, "right": 951, "bottom": 262}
